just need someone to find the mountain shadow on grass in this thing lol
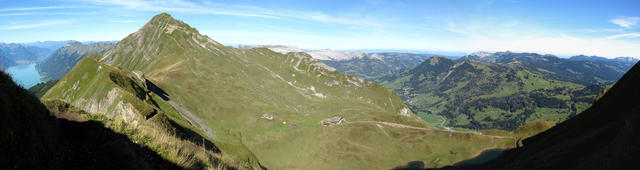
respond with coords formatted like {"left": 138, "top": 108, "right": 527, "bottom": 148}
{"left": 145, "top": 78, "right": 219, "bottom": 153}
{"left": 146, "top": 79, "right": 170, "bottom": 101}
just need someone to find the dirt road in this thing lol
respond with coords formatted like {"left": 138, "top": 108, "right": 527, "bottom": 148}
{"left": 346, "top": 120, "right": 514, "bottom": 139}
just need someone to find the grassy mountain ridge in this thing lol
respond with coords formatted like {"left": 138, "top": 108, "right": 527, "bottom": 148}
{"left": 41, "top": 57, "right": 246, "bottom": 169}
{"left": 43, "top": 13, "right": 520, "bottom": 169}
{"left": 378, "top": 56, "right": 603, "bottom": 130}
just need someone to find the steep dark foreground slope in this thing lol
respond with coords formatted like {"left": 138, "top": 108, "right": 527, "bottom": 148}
{"left": 0, "top": 70, "right": 181, "bottom": 170}
{"left": 436, "top": 61, "right": 640, "bottom": 169}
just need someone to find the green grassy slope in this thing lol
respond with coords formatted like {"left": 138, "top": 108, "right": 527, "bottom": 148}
{"left": 43, "top": 13, "right": 517, "bottom": 169}
{"left": 378, "top": 56, "right": 603, "bottom": 130}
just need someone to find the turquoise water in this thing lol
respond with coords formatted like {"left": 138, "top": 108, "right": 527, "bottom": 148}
{"left": 5, "top": 63, "right": 43, "bottom": 88}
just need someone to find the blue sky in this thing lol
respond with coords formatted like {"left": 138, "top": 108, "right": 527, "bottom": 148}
{"left": 0, "top": 0, "right": 639, "bottom": 58}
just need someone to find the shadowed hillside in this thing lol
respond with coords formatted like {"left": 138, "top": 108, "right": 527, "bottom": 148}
{"left": 0, "top": 70, "right": 180, "bottom": 169}
{"left": 485, "top": 57, "right": 640, "bottom": 169}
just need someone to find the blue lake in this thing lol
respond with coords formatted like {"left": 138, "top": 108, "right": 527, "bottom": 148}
{"left": 5, "top": 63, "right": 43, "bottom": 88}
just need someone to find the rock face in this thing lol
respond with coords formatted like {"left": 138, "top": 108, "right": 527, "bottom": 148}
{"left": 44, "top": 58, "right": 148, "bottom": 126}
{"left": 37, "top": 41, "right": 115, "bottom": 81}
{"left": 43, "top": 13, "right": 517, "bottom": 169}
{"left": 321, "top": 116, "right": 344, "bottom": 125}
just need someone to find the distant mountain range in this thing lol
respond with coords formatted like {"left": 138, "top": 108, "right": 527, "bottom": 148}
{"left": 36, "top": 41, "right": 115, "bottom": 81}
{"left": 21, "top": 40, "right": 77, "bottom": 50}
{"left": 242, "top": 45, "right": 380, "bottom": 60}
{"left": 461, "top": 51, "right": 636, "bottom": 85}
{"left": 0, "top": 41, "right": 72, "bottom": 68}
{"left": 0, "top": 43, "right": 48, "bottom": 65}
{"left": 0, "top": 40, "right": 119, "bottom": 70}
{"left": 320, "top": 52, "right": 436, "bottom": 80}
{"left": 247, "top": 45, "right": 441, "bottom": 80}
{"left": 569, "top": 54, "right": 639, "bottom": 63}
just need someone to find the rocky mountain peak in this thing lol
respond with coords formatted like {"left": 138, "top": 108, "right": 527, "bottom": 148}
{"left": 66, "top": 41, "right": 83, "bottom": 47}
{"left": 100, "top": 13, "right": 224, "bottom": 68}
{"left": 427, "top": 55, "right": 451, "bottom": 66}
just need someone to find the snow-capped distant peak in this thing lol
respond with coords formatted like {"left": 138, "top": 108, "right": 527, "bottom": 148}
{"left": 614, "top": 57, "right": 639, "bottom": 63}
{"left": 470, "top": 51, "right": 492, "bottom": 58}
{"left": 262, "top": 45, "right": 383, "bottom": 61}
{"left": 266, "top": 45, "right": 305, "bottom": 54}
{"left": 306, "top": 49, "right": 358, "bottom": 60}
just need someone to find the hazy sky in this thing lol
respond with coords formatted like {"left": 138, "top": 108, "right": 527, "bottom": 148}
{"left": 1, "top": 0, "right": 639, "bottom": 58}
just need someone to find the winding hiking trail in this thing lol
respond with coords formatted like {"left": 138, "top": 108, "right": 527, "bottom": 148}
{"left": 345, "top": 120, "right": 514, "bottom": 139}
{"left": 439, "top": 117, "right": 453, "bottom": 131}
